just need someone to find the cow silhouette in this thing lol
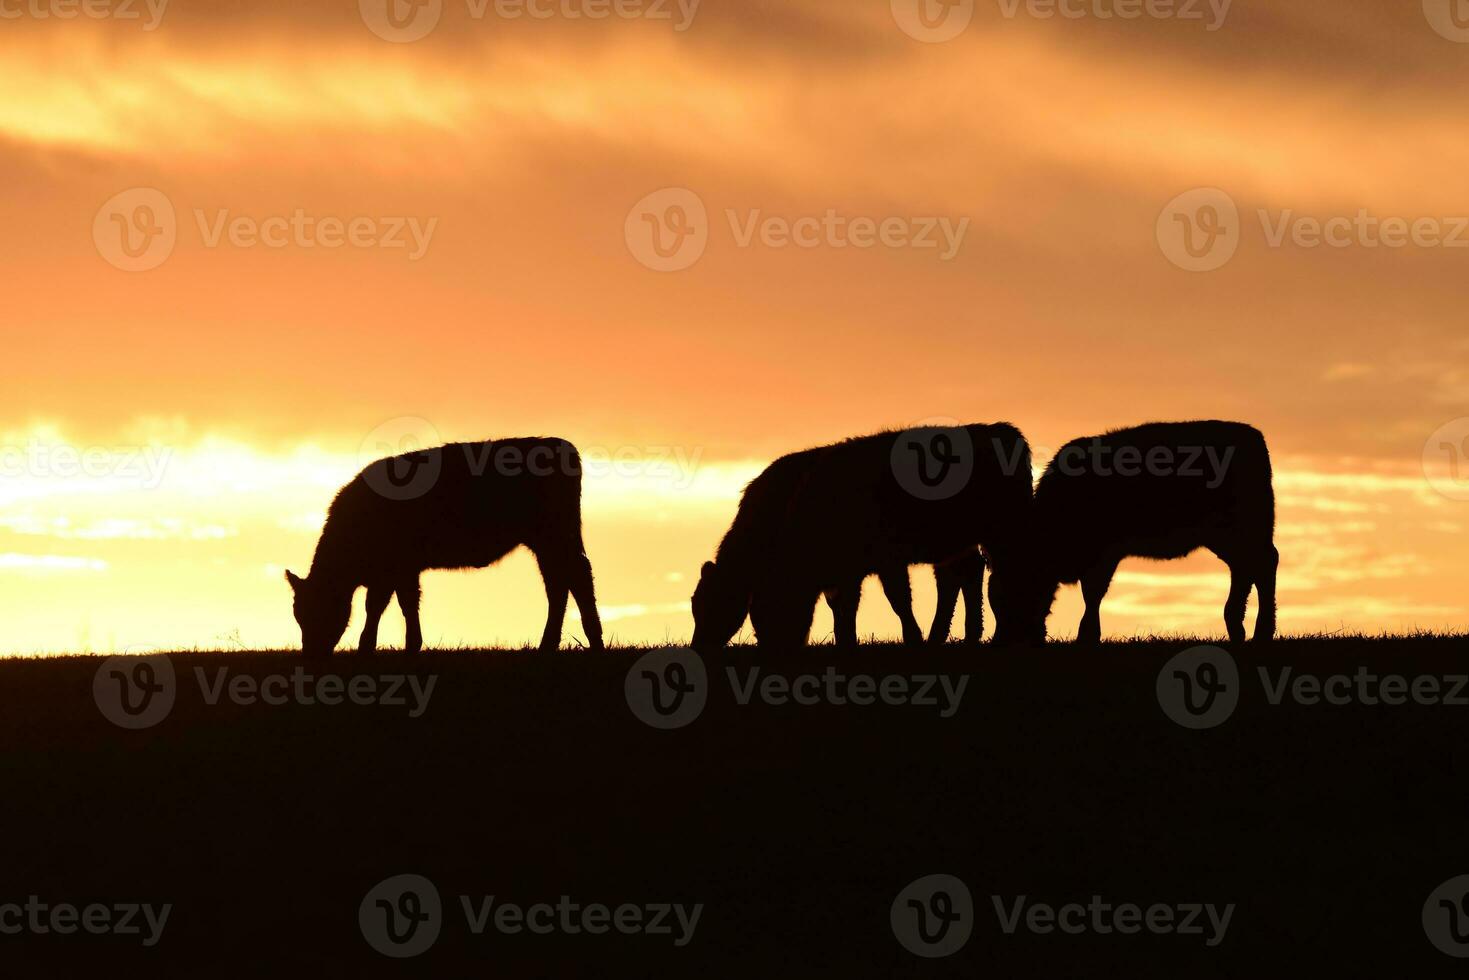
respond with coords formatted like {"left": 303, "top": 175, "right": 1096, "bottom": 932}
{"left": 1012, "top": 421, "right": 1277, "bottom": 644}
{"left": 692, "top": 424, "right": 1033, "bottom": 650}
{"left": 822, "top": 548, "right": 986, "bottom": 645}
{"left": 286, "top": 437, "right": 603, "bottom": 656}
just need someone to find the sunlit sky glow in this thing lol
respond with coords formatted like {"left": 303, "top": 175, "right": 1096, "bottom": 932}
{"left": 3, "top": 1, "right": 1467, "bottom": 652}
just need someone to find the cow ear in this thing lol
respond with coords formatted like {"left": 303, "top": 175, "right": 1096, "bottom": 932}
{"left": 700, "top": 561, "right": 716, "bottom": 580}
{"left": 285, "top": 570, "right": 303, "bottom": 591}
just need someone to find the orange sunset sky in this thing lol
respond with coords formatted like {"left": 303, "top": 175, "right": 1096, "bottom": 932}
{"left": 2, "top": 0, "right": 1467, "bottom": 652}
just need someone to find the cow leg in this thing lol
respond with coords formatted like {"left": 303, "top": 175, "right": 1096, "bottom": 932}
{"left": 933, "top": 549, "right": 985, "bottom": 645}
{"left": 877, "top": 567, "right": 924, "bottom": 647}
{"left": 929, "top": 564, "right": 961, "bottom": 646}
{"left": 959, "top": 552, "right": 985, "bottom": 645}
{"left": 793, "top": 590, "right": 820, "bottom": 647}
{"left": 1222, "top": 558, "right": 1253, "bottom": 644}
{"left": 567, "top": 551, "right": 604, "bottom": 651}
{"left": 397, "top": 576, "right": 423, "bottom": 653}
{"left": 359, "top": 585, "right": 392, "bottom": 654}
{"left": 1252, "top": 545, "right": 1279, "bottom": 642}
{"left": 534, "top": 551, "right": 571, "bottom": 652}
{"left": 825, "top": 579, "right": 861, "bottom": 647}
{"left": 1077, "top": 558, "right": 1119, "bottom": 645}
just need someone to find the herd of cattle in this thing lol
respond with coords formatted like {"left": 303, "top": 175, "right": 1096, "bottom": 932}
{"left": 285, "top": 421, "right": 1278, "bottom": 656}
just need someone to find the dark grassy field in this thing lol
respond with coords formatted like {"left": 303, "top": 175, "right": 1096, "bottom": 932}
{"left": 3, "top": 636, "right": 1468, "bottom": 975}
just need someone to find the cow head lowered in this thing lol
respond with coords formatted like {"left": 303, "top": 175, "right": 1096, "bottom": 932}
{"left": 987, "top": 559, "right": 1055, "bottom": 645}
{"left": 691, "top": 560, "right": 749, "bottom": 652}
{"left": 285, "top": 570, "right": 353, "bottom": 657}
{"left": 978, "top": 533, "right": 1056, "bottom": 646}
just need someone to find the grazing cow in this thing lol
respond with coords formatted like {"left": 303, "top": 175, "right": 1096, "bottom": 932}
{"left": 1013, "top": 420, "right": 1277, "bottom": 644}
{"left": 286, "top": 437, "right": 603, "bottom": 656}
{"left": 691, "top": 424, "right": 1034, "bottom": 651}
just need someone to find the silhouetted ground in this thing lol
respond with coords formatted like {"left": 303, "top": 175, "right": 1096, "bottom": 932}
{"left": 2, "top": 636, "right": 1467, "bottom": 975}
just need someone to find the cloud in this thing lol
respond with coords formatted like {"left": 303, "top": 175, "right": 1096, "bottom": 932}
{"left": 0, "top": 553, "right": 107, "bottom": 572}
